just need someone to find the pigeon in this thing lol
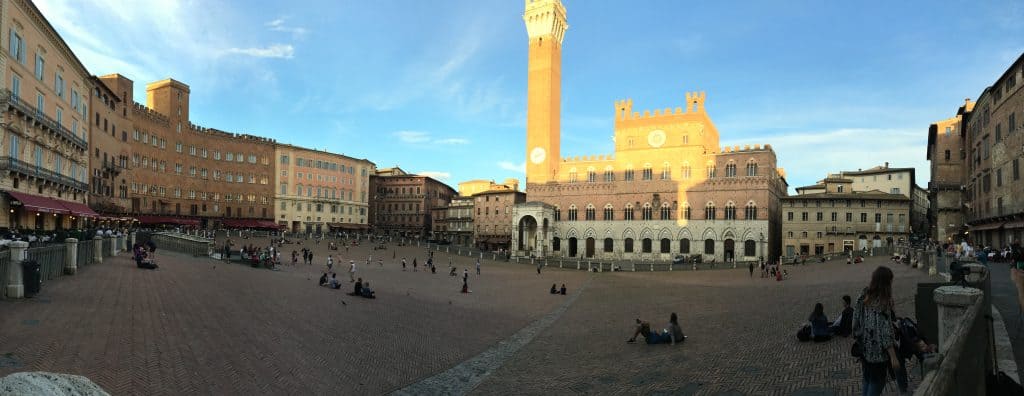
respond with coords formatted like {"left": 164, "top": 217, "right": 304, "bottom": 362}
{"left": 341, "top": 300, "right": 347, "bottom": 306}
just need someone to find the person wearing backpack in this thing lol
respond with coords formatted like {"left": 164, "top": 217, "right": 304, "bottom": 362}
{"left": 853, "top": 266, "right": 900, "bottom": 396}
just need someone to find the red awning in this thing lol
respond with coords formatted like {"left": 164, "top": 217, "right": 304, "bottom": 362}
{"left": 970, "top": 222, "right": 1004, "bottom": 231}
{"left": 61, "top": 201, "right": 100, "bottom": 217}
{"left": 7, "top": 191, "right": 70, "bottom": 214}
{"left": 1004, "top": 221, "right": 1024, "bottom": 229}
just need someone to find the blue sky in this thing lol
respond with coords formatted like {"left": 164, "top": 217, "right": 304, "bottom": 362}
{"left": 38, "top": 0, "right": 1023, "bottom": 192}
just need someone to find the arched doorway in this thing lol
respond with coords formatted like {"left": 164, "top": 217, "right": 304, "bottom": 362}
{"left": 518, "top": 216, "right": 538, "bottom": 252}
{"left": 585, "top": 237, "right": 595, "bottom": 258}
{"left": 724, "top": 239, "right": 735, "bottom": 262}
{"left": 568, "top": 237, "right": 578, "bottom": 257}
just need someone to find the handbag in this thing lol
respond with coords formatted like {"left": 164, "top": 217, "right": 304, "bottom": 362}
{"left": 850, "top": 294, "right": 866, "bottom": 358}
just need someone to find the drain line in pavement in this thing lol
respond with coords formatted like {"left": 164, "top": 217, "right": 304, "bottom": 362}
{"left": 392, "top": 278, "right": 590, "bottom": 395}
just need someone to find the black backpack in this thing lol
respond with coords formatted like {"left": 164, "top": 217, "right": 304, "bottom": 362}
{"left": 895, "top": 317, "right": 922, "bottom": 358}
{"left": 796, "top": 324, "right": 811, "bottom": 342}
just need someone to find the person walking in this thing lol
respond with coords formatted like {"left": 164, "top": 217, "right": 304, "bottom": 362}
{"left": 536, "top": 261, "right": 542, "bottom": 275}
{"left": 476, "top": 259, "right": 481, "bottom": 275}
{"left": 327, "top": 255, "right": 334, "bottom": 272}
{"left": 413, "top": 258, "right": 418, "bottom": 272}
{"left": 461, "top": 268, "right": 470, "bottom": 293}
{"left": 308, "top": 251, "right": 314, "bottom": 266}
{"left": 748, "top": 262, "right": 754, "bottom": 277}
{"left": 349, "top": 260, "right": 357, "bottom": 282}
{"left": 853, "top": 266, "right": 900, "bottom": 396}
{"left": 402, "top": 257, "right": 407, "bottom": 271}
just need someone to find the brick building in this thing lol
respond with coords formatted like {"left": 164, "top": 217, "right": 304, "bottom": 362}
{"left": 370, "top": 167, "right": 456, "bottom": 238}
{"left": 837, "top": 164, "right": 928, "bottom": 239}
{"left": 473, "top": 187, "right": 525, "bottom": 251}
{"left": 513, "top": 0, "right": 787, "bottom": 262}
{"left": 97, "top": 75, "right": 277, "bottom": 228}
{"left": 783, "top": 175, "right": 911, "bottom": 257}
{"left": 87, "top": 75, "right": 130, "bottom": 216}
{"left": 963, "top": 53, "right": 1024, "bottom": 247}
{"left": 926, "top": 99, "right": 974, "bottom": 243}
{"left": 274, "top": 144, "right": 373, "bottom": 233}
{"left": 1, "top": 0, "right": 93, "bottom": 231}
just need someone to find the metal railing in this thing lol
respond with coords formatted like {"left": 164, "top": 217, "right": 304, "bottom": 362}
{"left": 77, "top": 241, "right": 95, "bottom": 267}
{"left": 151, "top": 232, "right": 213, "bottom": 257}
{"left": 0, "top": 254, "right": 9, "bottom": 297}
{"left": 26, "top": 244, "right": 66, "bottom": 281}
{"left": 0, "top": 89, "right": 87, "bottom": 149}
{"left": 104, "top": 237, "right": 115, "bottom": 257}
{"left": 0, "top": 156, "right": 88, "bottom": 191}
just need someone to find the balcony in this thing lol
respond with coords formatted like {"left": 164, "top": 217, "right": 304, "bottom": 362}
{"left": 0, "top": 89, "right": 88, "bottom": 150}
{"left": 0, "top": 156, "right": 88, "bottom": 191}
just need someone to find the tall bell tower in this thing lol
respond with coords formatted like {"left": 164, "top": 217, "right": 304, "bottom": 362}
{"left": 524, "top": 0, "right": 567, "bottom": 185}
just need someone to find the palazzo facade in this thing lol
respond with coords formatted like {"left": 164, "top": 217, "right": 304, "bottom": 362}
{"left": 513, "top": 0, "right": 787, "bottom": 262}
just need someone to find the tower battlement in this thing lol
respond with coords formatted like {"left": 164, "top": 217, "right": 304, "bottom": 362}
{"left": 615, "top": 91, "right": 707, "bottom": 122}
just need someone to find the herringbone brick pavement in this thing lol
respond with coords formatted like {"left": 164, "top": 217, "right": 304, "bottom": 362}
{"left": 0, "top": 236, "right": 933, "bottom": 395}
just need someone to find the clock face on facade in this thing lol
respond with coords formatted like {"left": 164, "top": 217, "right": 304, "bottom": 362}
{"left": 647, "top": 129, "right": 666, "bottom": 148}
{"left": 530, "top": 147, "right": 546, "bottom": 164}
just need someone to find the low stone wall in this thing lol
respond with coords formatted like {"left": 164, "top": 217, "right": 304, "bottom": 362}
{"left": 914, "top": 264, "right": 993, "bottom": 395}
{"left": 150, "top": 232, "right": 214, "bottom": 257}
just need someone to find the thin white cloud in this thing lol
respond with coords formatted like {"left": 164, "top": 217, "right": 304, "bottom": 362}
{"left": 393, "top": 131, "right": 469, "bottom": 145}
{"left": 418, "top": 171, "right": 452, "bottom": 180}
{"left": 266, "top": 18, "right": 309, "bottom": 37}
{"left": 394, "top": 131, "right": 431, "bottom": 143}
{"left": 723, "top": 128, "right": 930, "bottom": 192}
{"left": 227, "top": 44, "right": 295, "bottom": 59}
{"left": 36, "top": 0, "right": 284, "bottom": 101}
{"left": 498, "top": 161, "right": 526, "bottom": 174}
{"left": 435, "top": 138, "right": 469, "bottom": 145}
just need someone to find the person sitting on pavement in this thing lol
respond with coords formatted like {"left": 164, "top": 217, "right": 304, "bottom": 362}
{"left": 318, "top": 272, "right": 328, "bottom": 287}
{"left": 328, "top": 273, "right": 341, "bottom": 290}
{"left": 550, "top": 284, "right": 558, "bottom": 294}
{"left": 348, "top": 278, "right": 363, "bottom": 296}
{"left": 629, "top": 313, "right": 686, "bottom": 345}
{"left": 808, "top": 302, "right": 832, "bottom": 342}
{"left": 560, "top": 284, "right": 567, "bottom": 295}
{"left": 830, "top": 295, "right": 854, "bottom": 337}
{"left": 360, "top": 281, "right": 376, "bottom": 299}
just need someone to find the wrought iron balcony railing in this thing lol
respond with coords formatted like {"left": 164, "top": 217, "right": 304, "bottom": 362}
{"left": 0, "top": 89, "right": 88, "bottom": 150}
{"left": 0, "top": 156, "right": 88, "bottom": 191}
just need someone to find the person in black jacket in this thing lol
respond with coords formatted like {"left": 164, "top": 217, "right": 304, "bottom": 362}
{"left": 830, "top": 295, "right": 854, "bottom": 337}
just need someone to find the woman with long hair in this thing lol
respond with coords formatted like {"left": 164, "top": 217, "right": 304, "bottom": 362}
{"left": 853, "top": 266, "right": 899, "bottom": 396}
{"left": 808, "top": 302, "right": 831, "bottom": 342}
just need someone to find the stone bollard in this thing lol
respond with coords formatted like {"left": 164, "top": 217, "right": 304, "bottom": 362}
{"left": 933, "top": 286, "right": 983, "bottom": 353}
{"left": 94, "top": 236, "right": 103, "bottom": 263}
{"left": 587, "top": 261, "right": 592, "bottom": 272}
{"left": 576, "top": 260, "right": 580, "bottom": 270}
{"left": 64, "top": 238, "right": 79, "bottom": 275}
{"left": 632, "top": 263, "right": 636, "bottom": 272}
{"left": 5, "top": 241, "right": 29, "bottom": 298}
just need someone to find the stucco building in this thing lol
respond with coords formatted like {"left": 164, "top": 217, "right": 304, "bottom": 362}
{"left": 97, "top": 75, "right": 277, "bottom": 228}
{"left": 1, "top": 0, "right": 93, "bottom": 231}
{"left": 87, "top": 75, "right": 130, "bottom": 216}
{"left": 783, "top": 175, "right": 911, "bottom": 257}
{"left": 838, "top": 164, "right": 928, "bottom": 239}
{"left": 370, "top": 167, "right": 456, "bottom": 238}
{"left": 274, "top": 144, "right": 372, "bottom": 233}
{"left": 963, "top": 53, "right": 1024, "bottom": 248}
{"left": 926, "top": 99, "right": 974, "bottom": 243}
{"left": 512, "top": 0, "right": 787, "bottom": 262}
{"left": 474, "top": 187, "right": 525, "bottom": 251}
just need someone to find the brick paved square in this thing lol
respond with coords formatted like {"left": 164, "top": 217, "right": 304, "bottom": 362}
{"left": 0, "top": 237, "right": 933, "bottom": 395}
